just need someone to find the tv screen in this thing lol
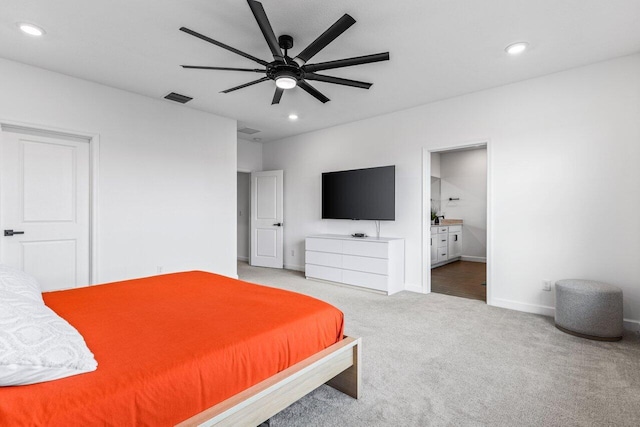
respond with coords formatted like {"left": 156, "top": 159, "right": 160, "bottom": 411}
{"left": 322, "top": 166, "right": 395, "bottom": 221}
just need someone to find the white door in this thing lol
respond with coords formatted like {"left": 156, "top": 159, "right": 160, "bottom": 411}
{"left": 250, "top": 170, "right": 283, "bottom": 268}
{"left": 0, "top": 129, "right": 90, "bottom": 291}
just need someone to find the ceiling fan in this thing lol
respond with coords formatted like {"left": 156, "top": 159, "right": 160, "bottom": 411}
{"left": 180, "top": 0, "right": 389, "bottom": 104}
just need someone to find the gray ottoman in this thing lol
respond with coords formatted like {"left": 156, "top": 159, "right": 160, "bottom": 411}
{"left": 555, "top": 279, "right": 623, "bottom": 341}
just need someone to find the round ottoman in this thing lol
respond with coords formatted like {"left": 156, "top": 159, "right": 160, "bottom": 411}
{"left": 555, "top": 279, "right": 623, "bottom": 341}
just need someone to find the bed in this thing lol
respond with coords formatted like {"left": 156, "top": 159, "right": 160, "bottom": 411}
{"left": 0, "top": 270, "right": 361, "bottom": 426}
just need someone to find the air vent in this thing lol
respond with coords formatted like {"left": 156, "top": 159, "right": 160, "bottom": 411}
{"left": 164, "top": 92, "right": 193, "bottom": 104}
{"left": 238, "top": 127, "right": 261, "bottom": 135}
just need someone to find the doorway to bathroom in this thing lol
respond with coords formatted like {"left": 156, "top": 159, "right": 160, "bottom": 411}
{"left": 428, "top": 144, "right": 488, "bottom": 301}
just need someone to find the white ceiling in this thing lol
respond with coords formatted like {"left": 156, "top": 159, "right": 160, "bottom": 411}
{"left": 1, "top": 0, "right": 639, "bottom": 143}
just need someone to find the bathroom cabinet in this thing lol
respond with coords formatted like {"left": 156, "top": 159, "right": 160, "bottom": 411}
{"left": 430, "top": 225, "right": 462, "bottom": 268}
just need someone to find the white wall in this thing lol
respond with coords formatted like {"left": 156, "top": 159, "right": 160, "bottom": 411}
{"left": 236, "top": 140, "right": 262, "bottom": 263}
{"left": 0, "top": 58, "right": 238, "bottom": 282}
{"left": 440, "top": 149, "right": 487, "bottom": 259}
{"left": 430, "top": 153, "right": 441, "bottom": 215}
{"left": 263, "top": 54, "right": 640, "bottom": 326}
{"left": 237, "top": 139, "right": 263, "bottom": 172}
{"left": 430, "top": 152, "right": 441, "bottom": 178}
{"left": 237, "top": 172, "right": 250, "bottom": 261}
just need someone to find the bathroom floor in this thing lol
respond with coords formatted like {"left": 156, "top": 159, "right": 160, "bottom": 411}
{"left": 431, "top": 261, "right": 486, "bottom": 302}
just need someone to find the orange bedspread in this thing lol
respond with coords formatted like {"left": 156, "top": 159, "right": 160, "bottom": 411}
{"left": 0, "top": 271, "right": 344, "bottom": 426}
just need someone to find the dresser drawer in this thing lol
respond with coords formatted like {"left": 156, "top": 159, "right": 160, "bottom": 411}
{"left": 343, "top": 254, "right": 388, "bottom": 275}
{"left": 306, "top": 251, "right": 342, "bottom": 268}
{"left": 306, "top": 237, "right": 343, "bottom": 253}
{"left": 448, "top": 225, "right": 462, "bottom": 233}
{"left": 342, "top": 270, "right": 388, "bottom": 292}
{"left": 437, "top": 248, "right": 448, "bottom": 262}
{"left": 305, "top": 264, "right": 342, "bottom": 283}
{"left": 343, "top": 240, "right": 389, "bottom": 259}
{"left": 437, "top": 226, "right": 449, "bottom": 234}
{"left": 436, "top": 234, "right": 448, "bottom": 248}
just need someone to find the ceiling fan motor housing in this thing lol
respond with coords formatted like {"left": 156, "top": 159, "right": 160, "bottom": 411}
{"left": 267, "top": 63, "right": 302, "bottom": 83}
{"left": 278, "top": 35, "right": 294, "bottom": 50}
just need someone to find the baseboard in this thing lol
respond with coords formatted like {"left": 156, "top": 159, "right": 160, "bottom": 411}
{"left": 623, "top": 319, "right": 640, "bottom": 332}
{"left": 492, "top": 298, "right": 640, "bottom": 332}
{"left": 403, "top": 283, "right": 423, "bottom": 294}
{"left": 460, "top": 256, "right": 486, "bottom": 263}
{"left": 238, "top": 259, "right": 303, "bottom": 271}
{"left": 491, "top": 298, "right": 555, "bottom": 317}
{"left": 285, "top": 263, "right": 305, "bottom": 272}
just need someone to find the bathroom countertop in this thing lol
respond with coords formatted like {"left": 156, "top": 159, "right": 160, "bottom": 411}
{"left": 432, "top": 219, "right": 463, "bottom": 226}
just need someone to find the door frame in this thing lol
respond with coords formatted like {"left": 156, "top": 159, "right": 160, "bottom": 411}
{"left": 421, "top": 140, "right": 492, "bottom": 305}
{"left": 0, "top": 119, "right": 100, "bottom": 284}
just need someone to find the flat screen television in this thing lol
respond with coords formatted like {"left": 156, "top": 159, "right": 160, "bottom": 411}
{"left": 322, "top": 165, "right": 395, "bottom": 220}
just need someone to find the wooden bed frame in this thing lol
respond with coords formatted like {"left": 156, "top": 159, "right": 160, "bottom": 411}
{"left": 177, "top": 336, "right": 361, "bottom": 427}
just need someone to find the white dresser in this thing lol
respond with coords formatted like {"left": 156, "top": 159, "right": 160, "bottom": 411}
{"left": 305, "top": 234, "right": 405, "bottom": 295}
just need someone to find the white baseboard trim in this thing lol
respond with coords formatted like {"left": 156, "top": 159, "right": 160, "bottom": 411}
{"left": 460, "top": 256, "right": 486, "bottom": 263}
{"left": 404, "top": 284, "right": 423, "bottom": 294}
{"left": 492, "top": 298, "right": 640, "bottom": 332}
{"left": 238, "top": 259, "right": 303, "bottom": 271}
{"left": 491, "top": 298, "right": 555, "bottom": 317}
{"left": 285, "top": 264, "right": 305, "bottom": 272}
{"left": 623, "top": 319, "right": 640, "bottom": 332}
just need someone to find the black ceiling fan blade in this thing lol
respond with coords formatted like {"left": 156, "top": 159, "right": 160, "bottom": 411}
{"left": 298, "top": 80, "right": 330, "bottom": 103}
{"left": 180, "top": 27, "right": 268, "bottom": 66}
{"left": 247, "top": 0, "right": 284, "bottom": 61}
{"left": 303, "top": 52, "right": 389, "bottom": 73}
{"left": 221, "top": 77, "right": 270, "bottom": 93}
{"left": 272, "top": 87, "right": 284, "bottom": 105}
{"left": 304, "top": 73, "right": 372, "bottom": 89}
{"left": 293, "top": 14, "right": 356, "bottom": 66}
{"left": 182, "top": 65, "right": 266, "bottom": 72}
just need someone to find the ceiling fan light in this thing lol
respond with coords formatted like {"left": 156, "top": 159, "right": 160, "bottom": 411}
{"left": 276, "top": 76, "right": 297, "bottom": 90}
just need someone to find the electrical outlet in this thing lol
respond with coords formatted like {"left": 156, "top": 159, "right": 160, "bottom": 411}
{"left": 238, "top": 210, "right": 242, "bottom": 217}
{"left": 542, "top": 279, "right": 552, "bottom": 291}
{"left": 290, "top": 249, "right": 295, "bottom": 257}
{"left": 157, "top": 266, "right": 163, "bottom": 274}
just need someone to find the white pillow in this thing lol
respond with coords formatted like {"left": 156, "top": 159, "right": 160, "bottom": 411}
{"left": 0, "top": 290, "right": 98, "bottom": 386}
{"left": 0, "top": 264, "right": 43, "bottom": 304}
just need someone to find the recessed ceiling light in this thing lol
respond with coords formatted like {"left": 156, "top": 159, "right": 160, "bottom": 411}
{"left": 253, "top": 137, "right": 262, "bottom": 141}
{"left": 17, "top": 23, "right": 45, "bottom": 37}
{"left": 288, "top": 114, "right": 298, "bottom": 120}
{"left": 505, "top": 42, "right": 528, "bottom": 55}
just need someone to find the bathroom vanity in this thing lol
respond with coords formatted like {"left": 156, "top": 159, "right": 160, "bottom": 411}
{"left": 430, "top": 222, "right": 463, "bottom": 267}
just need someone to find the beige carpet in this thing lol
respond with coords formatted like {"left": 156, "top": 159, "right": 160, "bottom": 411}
{"left": 238, "top": 262, "right": 640, "bottom": 427}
